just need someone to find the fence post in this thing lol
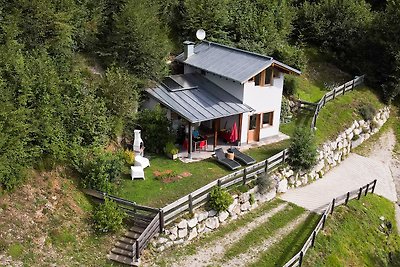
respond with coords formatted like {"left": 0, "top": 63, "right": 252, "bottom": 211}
{"left": 372, "top": 179, "right": 377, "bottom": 193}
{"left": 322, "top": 214, "right": 327, "bottom": 229}
{"left": 357, "top": 187, "right": 362, "bottom": 200}
{"left": 243, "top": 168, "right": 247, "bottom": 185}
{"left": 333, "top": 88, "right": 336, "bottom": 99}
{"left": 343, "top": 84, "right": 346, "bottom": 95}
{"left": 365, "top": 184, "right": 370, "bottom": 196}
{"left": 189, "top": 194, "right": 193, "bottom": 213}
{"left": 331, "top": 199, "right": 335, "bottom": 214}
{"left": 159, "top": 209, "right": 164, "bottom": 233}
{"left": 135, "top": 240, "right": 140, "bottom": 261}
{"left": 282, "top": 150, "right": 286, "bottom": 163}
{"left": 218, "top": 179, "right": 221, "bottom": 187}
{"left": 345, "top": 192, "right": 350, "bottom": 205}
{"left": 352, "top": 78, "right": 355, "bottom": 91}
{"left": 323, "top": 95, "right": 326, "bottom": 106}
{"left": 299, "top": 251, "right": 304, "bottom": 266}
{"left": 264, "top": 159, "right": 268, "bottom": 173}
{"left": 311, "top": 230, "right": 317, "bottom": 247}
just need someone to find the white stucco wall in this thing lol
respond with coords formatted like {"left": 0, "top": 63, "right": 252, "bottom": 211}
{"left": 203, "top": 73, "right": 244, "bottom": 101}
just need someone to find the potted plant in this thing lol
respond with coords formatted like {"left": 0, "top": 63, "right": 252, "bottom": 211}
{"left": 165, "top": 142, "right": 179, "bottom": 160}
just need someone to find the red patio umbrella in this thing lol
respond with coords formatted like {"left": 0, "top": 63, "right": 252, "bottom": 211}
{"left": 229, "top": 122, "right": 239, "bottom": 143}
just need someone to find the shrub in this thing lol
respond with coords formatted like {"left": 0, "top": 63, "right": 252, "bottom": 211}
{"left": 208, "top": 186, "right": 233, "bottom": 212}
{"left": 288, "top": 127, "right": 318, "bottom": 171}
{"left": 165, "top": 142, "right": 179, "bottom": 155}
{"left": 93, "top": 197, "right": 126, "bottom": 233}
{"left": 281, "top": 97, "right": 293, "bottom": 123}
{"left": 123, "top": 150, "right": 135, "bottom": 165}
{"left": 249, "top": 194, "right": 255, "bottom": 205}
{"left": 283, "top": 75, "right": 299, "bottom": 96}
{"left": 358, "top": 104, "right": 376, "bottom": 121}
{"left": 257, "top": 173, "right": 276, "bottom": 194}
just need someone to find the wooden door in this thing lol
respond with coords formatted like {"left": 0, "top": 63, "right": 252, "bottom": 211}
{"left": 248, "top": 114, "right": 260, "bottom": 143}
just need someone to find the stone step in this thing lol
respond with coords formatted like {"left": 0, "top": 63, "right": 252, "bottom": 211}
{"left": 130, "top": 225, "right": 145, "bottom": 234}
{"left": 125, "top": 231, "right": 142, "bottom": 239}
{"left": 119, "top": 236, "right": 138, "bottom": 245}
{"left": 107, "top": 252, "right": 138, "bottom": 266}
{"left": 111, "top": 247, "right": 134, "bottom": 257}
{"left": 115, "top": 241, "right": 133, "bottom": 251}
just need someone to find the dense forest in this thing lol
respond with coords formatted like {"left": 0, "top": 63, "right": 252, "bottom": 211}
{"left": 0, "top": 0, "right": 399, "bottom": 191}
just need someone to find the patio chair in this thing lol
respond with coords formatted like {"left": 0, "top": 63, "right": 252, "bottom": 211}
{"left": 134, "top": 155, "right": 150, "bottom": 169}
{"left": 227, "top": 148, "right": 256, "bottom": 165}
{"left": 213, "top": 148, "right": 241, "bottom": 170}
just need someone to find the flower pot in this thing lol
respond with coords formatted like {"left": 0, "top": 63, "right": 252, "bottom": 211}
{"left": 167, "top": 153, "right": 178, "bottom": 160}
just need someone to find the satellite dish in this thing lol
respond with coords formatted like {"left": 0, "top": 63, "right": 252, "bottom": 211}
{"left": 196, "top": 29, "right": 206, "bottom": 41}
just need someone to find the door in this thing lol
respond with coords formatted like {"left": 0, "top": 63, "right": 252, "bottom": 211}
{"left": 248, "top": 114, "right": 260, "bottom": 143}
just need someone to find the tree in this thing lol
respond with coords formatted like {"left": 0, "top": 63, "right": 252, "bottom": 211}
{"left": 288, "top": 127, "right": 317, "bottom": 171}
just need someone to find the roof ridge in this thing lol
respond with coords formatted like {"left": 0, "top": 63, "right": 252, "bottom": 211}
{"left": 203, "top": 41, "right": 272, "bottom": 61}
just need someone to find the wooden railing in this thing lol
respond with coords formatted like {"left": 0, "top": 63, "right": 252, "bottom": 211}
{"left": 297, "top": 75, "right": 365, "bottom": 129}
{"left": 162, "top": 148, "right": 289, "bottom": 225}
{"left": 282, "top": 179, "right": 377, "bottom": 267}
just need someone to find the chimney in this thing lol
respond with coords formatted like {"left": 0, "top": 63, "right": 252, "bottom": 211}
{"left": 183, "top": 41, "right": 195, "bottom": 60}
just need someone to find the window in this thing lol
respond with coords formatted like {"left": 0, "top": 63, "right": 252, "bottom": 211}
{"left": 262, "top": 112, "right": 273, "bottom": 127}
{"left": 249, "top": 115, "right": 257, "bottom": 130}
{"left": 265, "top": 68, "right": 273, "bottom": 85}
{"left": 254, "top": 73, "right": 261, "bottom": 86}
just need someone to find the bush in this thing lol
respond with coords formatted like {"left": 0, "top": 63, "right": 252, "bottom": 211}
{"left": 281, "top": 97, "right": 293, "bottom": 123}
{"left": 208, "top": 186, "right": 233, "bottom": 212}
{"left": 72, "top": 148, "right": 124, "bottom": 193}
{"left": 123, "top": 150, "right": 135, "bottom": 165}
{"left": 283, "top": 75, "right": 299, "bottom": 96}
{"left": 257, "top": 173, "right": 276, "bottom": 194}
{"left": 93, "top": 197, "right": 126, "bottom": 233}
{"left": 249, "top": 194, "right": 255, "bottom": 205}
{"left": 165, "top": 142, "right": 179, "bottom": 155}
{"left": 358, "top": 103, "right": 376, "bottom": 121}
{"left": 288, "top": 127, "right": 318, "bottom": 171}
{"left": 136, "top": 105, "right": 173, "bottom": 154}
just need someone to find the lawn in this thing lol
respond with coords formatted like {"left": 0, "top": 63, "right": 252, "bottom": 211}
{"left": 281, "top": 86, "right": 384, "bottom": 145}
{"left": 117, "top": 140, "right": 289, "bottom": 208}
{"left": 303, "top": 194, "right": 400, "bottom": 267}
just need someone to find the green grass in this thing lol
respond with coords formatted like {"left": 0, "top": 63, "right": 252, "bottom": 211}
{"left": 117, "top": 140, "right": 289, "bottom": 208}
{"left": 281, "top": 86, "right": 384, "bottom": 145}
{"left": 49, "top": 227, "right": 77, "bottom": 247}
{"left": 303, "top": 194, "right": 400, "bottom": 267}
{"left": 221, "top": 203, "right": 305, "bottom": 261}
{"left": 250, "top": 213, "right": 320, "bottom": 267}
{"left": 8, "top": 243, "right": 24, "bottom": 259}
{"left": 153, "top": 199, "right": 284, "bottom": 266}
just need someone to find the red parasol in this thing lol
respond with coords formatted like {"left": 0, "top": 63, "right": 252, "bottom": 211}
{"left": 229, "top": 122, "right": 239, "bottom": 143}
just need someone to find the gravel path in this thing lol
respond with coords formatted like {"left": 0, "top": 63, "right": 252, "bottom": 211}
{"left": 168, "top": 203, "right": 288, "bottom": 267}
{"left": 281, "top": 130, "right": 398, "bottom": 212}
{"left": 220, "top": 213, "right": 309, "bottom": 267}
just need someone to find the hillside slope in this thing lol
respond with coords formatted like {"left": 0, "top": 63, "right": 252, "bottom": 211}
{"left": 0, "top": 169, "right": 119, "bottom": 266}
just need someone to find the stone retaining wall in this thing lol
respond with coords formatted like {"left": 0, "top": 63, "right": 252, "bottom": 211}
{"left": 152, "top": 107, "right": 390, "bottom": 251}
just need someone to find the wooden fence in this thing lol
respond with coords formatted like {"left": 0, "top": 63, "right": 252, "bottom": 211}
{"left": 282, "top": 179, "right": 377, "bottom": 267}
{"left": 298, "top": 75, "right": 365, "bottom": 129}
{"left": 84, "top": 189, "right": 163, "bottom": 262}
{"left": 161, "top": 148, "right": 289, "bottom": 225}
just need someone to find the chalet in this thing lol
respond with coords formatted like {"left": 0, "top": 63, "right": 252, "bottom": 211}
{"left": 145, "top": 41, "right": 301, "bottom": 158}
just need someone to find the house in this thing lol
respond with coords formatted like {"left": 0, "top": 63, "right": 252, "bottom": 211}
{"left": 144, "top": 40, "right": 301, "bottom": 158}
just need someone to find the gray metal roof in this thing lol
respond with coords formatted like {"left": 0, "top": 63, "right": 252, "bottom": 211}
{"left": 176, "top": 41, "right": 301, "bottom": 84}
{"left": 146, "top": 73, "right": 254, "bottom": 123}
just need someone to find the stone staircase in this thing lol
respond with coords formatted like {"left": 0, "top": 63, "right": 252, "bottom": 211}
{"left": 107, "top": 224, "right": 147, "bottom": 266}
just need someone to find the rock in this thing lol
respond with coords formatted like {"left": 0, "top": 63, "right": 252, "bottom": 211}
{"left": 205, "top": 217, "right": 219, "bottom": 230}
{"left": 285, "top": 169, "right": 294, "bottom": 178}
{"left": 233, "top": 204, "right": 241, "bottom": 215}
{"left": 218, "top": 211, "right": 229, "bottom": 222}
{"left": 354, "top": 120, "right": 360, "bottom": 128}
{"left": 178, "top": 220, "right": 187, "bottom": 229}
{"left": 380, "top": 216, "right": 385, "bottom": 221}
{"left": 241, "top": 201, "right": 251, "bottom": 211}
{"left": 197, "top": 223, "right": 205, "bottom": 233}
{"left": 174, "top": 239, "right": 184, "bottom": 245}
{"left": 265, "top": 190, "right": 276, "bottom": 201}
{"left": 346, "top": 132, "right": 354, "bottom": 141}
{"left": 187, "top": 218, "right": 198, "bottom": 228}
{"left": 364, "top": 133, "right": 370, "bottom": 140}
{"left": 165, "top": 241, "right": 173, "bottom": 249}
{"left": 169, "top": 234, "right": 177, "bottom": 241}
{"left": 197, "top": 211, "right": 208, "bottom": 222}
{"left": 318, "top": 170, "right": 324, "bottom": 178}
{"left": 351, "top": 136, "right": 365, "bottom": 148}
{"left": 277, "top": 179, "right": 288, "bottom": 193}
{"left": 313, "top": 160, "right": 325, "bottom": 173}
{"left": 188, "top": 228, "right": 198, "bottom": 241}
{"left": 359, "top": 120, "right": 365, "bottom": 127}
{"left": 170, "top": 226, "right": 178, "bottom": 236}
{"left": 239, "top": 193, "right": 250, "bottom": 203}
{"left": 158, "top": 237, "right": 168, "bottom": 245}
{"left": 157, "top": 245, "right": 165, "bottom": 252}
{"left": 345, "top": 127, "right": 353, "bottom": 135}
{"left": 178, "top": 228, "right": 188, "bottom": 239}
{"left": 208, "top": 210, "right": 217, "bottom": 217}
{"left": 301, "top": 175, "right": 308, "bottom": 185}
{"left": 353, "top": 128, "right": 362, "bottom": 135}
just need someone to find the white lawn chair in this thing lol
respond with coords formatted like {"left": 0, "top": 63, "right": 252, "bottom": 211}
{"left": 134, "top": 155, "right": 150, "bottom": 169}
{"left": 131, "top": 166, "right": 145, "bottom": 180}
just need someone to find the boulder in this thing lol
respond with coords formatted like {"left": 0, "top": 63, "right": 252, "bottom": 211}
{"left": 197, "top": 211, "right": 208, "bottom": 222}
{"left": 205, "top": 217, "right": 219, "bottom": 230}
{"left": 295, "top": 180, "right": 302, "bottom": 187}
{"left": 197, "top": 223, "right": 205, "bottom": 233}
{"left": 174, "top": 239, "right": 184, "bottom": 245}
{"left": 170, "top": 226, "right": 178, "bottom": 236}
{"left": 277, "top": 179, "right": 288, "bottom": 193}
{"left": 353, "top": 128, "right": 362, "bottom": 135}
{"left": 265, "top": 190, "right": 276, "bottom": 201}
{"left": 239, "top": 193, "right": 250, "bottom": 203}
{"left": 208, "top": 210, "right": 217, "bottom": 217}
{"left": 351, "top": 136, "right": 365, "bottom": 148}
{"left": 218, "top": 211, "right": 229, "bottom": 223}
{"left": 178, "top": 220, "right": 187, "bottom": 229}
{"left": 346, "top": 132, "right": 354, "bottom": 141}
{"left": 188, "top": 228, "right": 198, "bottom": 241}
{"left": 178, "top": 228, "right": 188, "bottom": 238}
{"left": 157, "top": 237, "right": 169, "bottom": 245}
{"left": 165, "top": 241, "right": 173, "bottom": 249}
{"left": 241, "top": 201, "right": 251, "bottom": 211}
{"left": 187, "top": 218, "right": 198, "bottom": 229}
{"left": 169, "top": 234, "right": 177, "bottom": 241}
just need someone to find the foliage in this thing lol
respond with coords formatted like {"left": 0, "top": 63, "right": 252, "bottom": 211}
{"left": 72, "top": 148, "right": 124, "bottom": 193}
{"left": 136, "top": 105, "right": 173, "bottom": 154}
{"left": 281, "top": 97, "right": 293, "bottom": 123}
{"left": 123, "top": 150, "right": 135, "bottom": 165}
{"left": 165, "top": 142, "right": 179, "bottom": 155}
{"left": 288, "top": 127, "right": 317, "bottom": 170}
{"left": 358, "top": 103, "right": 376, "bottom": 121}
{"left": 92, "top": 197, "right": 126, "bottom": 233}
{"left": 257, "top": 173, "right": 276, "bottom": 194}
{"left": 283, "top": 75, "right": 299, "bottom": 96}
{"left": 155, "top": 170, "right": 178, "bottom": 181}
{"left": 249, "top": 193, "right": 255, "bottom": 205}
{"left": 208, "top": 186, "right": 233, "bottom": 212}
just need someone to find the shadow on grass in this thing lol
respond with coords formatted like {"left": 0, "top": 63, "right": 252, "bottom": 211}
{"left": 273, "top": 213, "right": 320, "bottom": 266}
